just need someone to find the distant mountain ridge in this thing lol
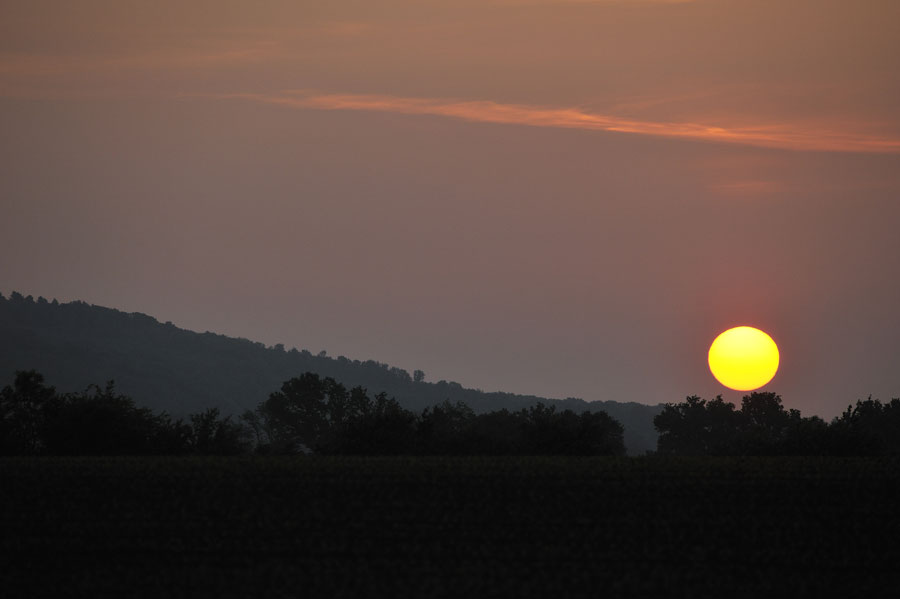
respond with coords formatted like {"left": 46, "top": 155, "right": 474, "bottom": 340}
{"left": 0, "top": 291, "right": 663, "bottom": 453}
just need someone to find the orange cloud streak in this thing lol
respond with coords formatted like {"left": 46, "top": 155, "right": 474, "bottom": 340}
{"left": 226, "top": 91, "right": 900, "bottom": 154}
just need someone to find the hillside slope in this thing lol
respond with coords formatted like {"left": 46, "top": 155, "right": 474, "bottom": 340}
{"left": 0, "top": 292, "right": 662, "bottom": 453}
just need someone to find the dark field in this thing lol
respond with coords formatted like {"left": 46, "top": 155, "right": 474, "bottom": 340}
{"left": 2, "top": 457, "right": 899, "bottom": 597}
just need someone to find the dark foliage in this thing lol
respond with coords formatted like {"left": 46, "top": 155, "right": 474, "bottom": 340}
{"left": 187, "top": 408, "right": 253, "bottom": 455}
{"left": 45, "top": 381, "right": 170, "bottom": 455}
{"left": 0, "top": 371, "right": 249, "bottom": 456}
{"left": 828, "top": 397, "right": 900, "bottom": 455}
{"left": 0, "top": 370, "right": 56, "bottom": 454}
{"left": 321, "top": 393, "right": 419, "bottom": 455}
{"left": 246, "top": 373, "right": 626, "bottom": 456}
{"left": 1, "top": 370, "right": 626, "bottom": 456}
{"left": 7, "top": 368, "right": 900, "bottom": 458}
{"left": 655, "top": 391, "right": 898, "bottom": 456}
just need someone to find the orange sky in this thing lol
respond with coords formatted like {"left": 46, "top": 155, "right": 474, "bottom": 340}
{"left": 2, "top": 0, "right": 899, "bottom": 415}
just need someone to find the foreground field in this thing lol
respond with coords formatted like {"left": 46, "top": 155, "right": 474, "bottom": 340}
{"left": 2, "top": 457, "right": 898, "bottom": 597}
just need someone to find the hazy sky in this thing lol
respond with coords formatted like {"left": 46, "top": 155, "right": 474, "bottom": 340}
{"left": 2, "top": 0, "right": 899, "bottom": 417}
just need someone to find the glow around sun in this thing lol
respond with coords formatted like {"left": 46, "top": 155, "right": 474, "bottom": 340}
{"left": 708, "top": 326, "right": 779, "bottom": 391}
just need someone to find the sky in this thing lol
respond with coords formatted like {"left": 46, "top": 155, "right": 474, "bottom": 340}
{"left": 2, "top": 0, "right": 899, "bottom": 418}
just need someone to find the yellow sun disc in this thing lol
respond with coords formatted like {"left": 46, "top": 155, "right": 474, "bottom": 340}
{"left": 708, "top": 326, "right": 779, "bottom": 391}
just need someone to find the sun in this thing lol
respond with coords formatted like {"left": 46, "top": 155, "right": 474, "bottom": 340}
{"left": 708, "top": 326, "right": 779, "bottom": 391}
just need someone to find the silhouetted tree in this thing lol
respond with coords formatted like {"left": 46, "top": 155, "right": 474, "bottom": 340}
{"left": 240, "top": 408, "right": 268, "bottom": 451}
{"left": 253, "top": 373, "right": 332, "bottom": 452}
{"left": 0, "top": 370, "right": 56, "bottom": 454}
{"left": 468, "top": 410, "right": 526, "bottom": 454}
{"left": 520, "top": 403, "right": 625, "bottom": 456}
{"left": 569, "top": 410, "right": 627, "bottom": 456}
{"left": 43, "top": 381, "right": 164, "bottom": 455}
{"left": 828, "top": 397, "right": 900, "bottom": 455}
{"left": 655, "top": 395, "right": 739, "bottom": 455}
{"left": 152, "top": 413, "right": 194, "bottom": 454}
{"left": 188, "top": 408, "right": 251, "bottom": 455}
{"left": 734, "top": 392, "right": 791, "bottom": 454}
{"left": 323, "top": 392, "right": 417, "bottom": 455}
{"left": 418, "top": 400, "right": 476, "bottom": 454}
{"left": 246, "top": 373, "right": 376, "bottom": 453}
{"left": 780, "top": 413, "right": 830, "bottom": 455}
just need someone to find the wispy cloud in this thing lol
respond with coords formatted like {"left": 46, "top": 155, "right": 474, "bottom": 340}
{"left": 224, "top": 91, "right": 900, "bottom": 154}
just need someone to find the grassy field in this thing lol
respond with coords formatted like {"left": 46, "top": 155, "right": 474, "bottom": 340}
{"left": 2, "top": 456, "right": 898, "bottom": 597}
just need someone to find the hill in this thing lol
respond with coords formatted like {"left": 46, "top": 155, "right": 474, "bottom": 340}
{"left": 0, "top": 292, "right": 662, "bottom": 453}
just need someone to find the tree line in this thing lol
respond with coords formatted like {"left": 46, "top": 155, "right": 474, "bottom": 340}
{"left": 5, "top": 369, "right": 898, "bottom": 457}
{"left": 654, "top": 392, "right": 900, "bottom": 456}
{"left": 0, "top": 370, "right": 626, "bottom": 456}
